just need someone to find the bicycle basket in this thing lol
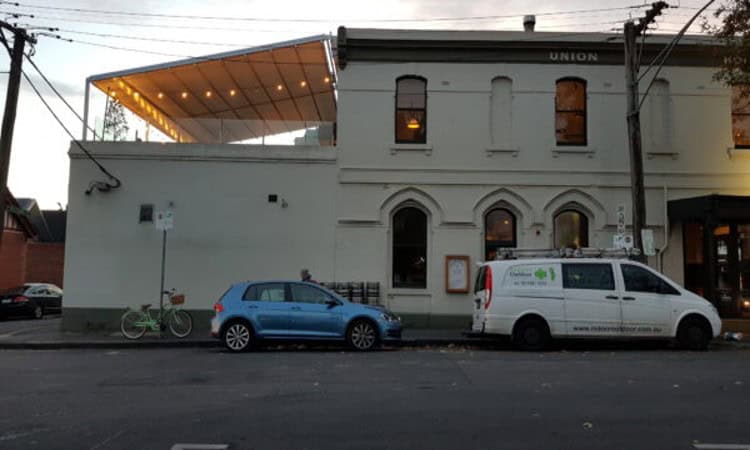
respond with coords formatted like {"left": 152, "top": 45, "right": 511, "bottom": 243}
{"left": 170, "top": 294, "right": 186, "bottom": 305}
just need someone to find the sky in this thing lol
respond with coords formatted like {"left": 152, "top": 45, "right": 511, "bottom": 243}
{"left": 0, "top": 0, "right": 715, "bottom": 209}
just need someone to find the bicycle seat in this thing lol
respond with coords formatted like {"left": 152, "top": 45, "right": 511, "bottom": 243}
{"left": 140, "top": 304, "right": 151, "bottom": 311}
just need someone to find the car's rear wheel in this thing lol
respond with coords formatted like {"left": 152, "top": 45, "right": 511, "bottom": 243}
{"left": 347, "top": 319, "right": 379, "bottom": 351}
{"left": 223, "top": 321, "right": 253, "bottom": 352}
{"left": 512, "top": 317, "right": 550, "bottom": 351}
{"left": 677, "top": 317, "right": 711, "bottom": 350}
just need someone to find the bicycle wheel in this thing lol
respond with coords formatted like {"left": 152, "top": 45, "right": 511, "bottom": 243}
{"left": 121, "top": 310, "right": 147, "bottom": 339}
{"left": 168, "top": 309, "right": 193, "bottom": 338}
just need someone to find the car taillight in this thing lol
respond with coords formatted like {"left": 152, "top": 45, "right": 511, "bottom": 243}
{"left": 483, "top": 268, "right": 493, "bottom": 310}
{"left": 213, "top": 302, "right": 224, "bottom": 313}
{"left": 13, "top": 296, "right": 29, "bottom": 303}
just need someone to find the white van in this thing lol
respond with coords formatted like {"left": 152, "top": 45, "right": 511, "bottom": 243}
{"left": 471, "top": 258, "right": 722, "bottom": 350}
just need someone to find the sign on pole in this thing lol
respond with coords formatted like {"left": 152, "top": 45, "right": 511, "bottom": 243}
{"left": 155, "top": 210, "right": 174, "bottom": 231}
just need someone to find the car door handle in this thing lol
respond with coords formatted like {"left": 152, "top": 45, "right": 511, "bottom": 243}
{"left": 622, "top": 296, "right": 636, "bottom": 301}
{"left": 291, "top": 306, "right": 301, "bottom": 311}
{"left": 605, "top": 295, "right": 619, "bottom": 300}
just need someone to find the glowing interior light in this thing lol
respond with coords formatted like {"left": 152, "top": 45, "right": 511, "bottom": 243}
{"left": 324, "top": 76, "right": 330, "bottom": 83}
{"left": 133, "top": 92, "right": 139, "bottom": 99}
{"left": 276, "top": 84, "right": 283, "bottom": 91}
{"left": 157, "top": 92, "right": 164, "bottom": 99}
{"left": 146, "top": 105, "right": 151, "bottom": 113}
{"left": 118, "top": 81, "right": 125, "bottom": 88}
{"left": 110, "top": 91, "right": 117, "bottom": 98}
{"left": 300, "top": 80, "right": 307, "bottom": 87}
{"left": 181, "top": 91, "right": 188, "bottom": 99}
{"left": 126, "top": 87, "right": 132, "bottom": 95}
{"left": 205, "top": 90, "right": 212, "bottom": 98}
{"left": 229, "top": 89, "right": 236, "bottom": 97}
{"left": 407, "top": 118, "right": 420, "bottom": 129}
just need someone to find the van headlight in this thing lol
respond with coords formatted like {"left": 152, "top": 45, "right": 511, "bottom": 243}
{"left": 381, "top": 312, "right": 400, "bottom": 323}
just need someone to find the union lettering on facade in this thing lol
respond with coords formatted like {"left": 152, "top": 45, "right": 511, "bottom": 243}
{"left": 549, "top": 51, "right": 599, "bottom": 62}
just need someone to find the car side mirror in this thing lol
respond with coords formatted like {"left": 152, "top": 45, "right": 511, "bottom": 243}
{"left": 326, "top": 299, "right": 341, "bottom": 308}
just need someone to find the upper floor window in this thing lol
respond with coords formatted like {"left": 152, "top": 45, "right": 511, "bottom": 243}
{"left": 490, "top": 77, "right": 513, "bottom": 147}
{"left": 484, "top": 208, "right": 516, "bottom": 260}
{"left": 555, "top": 78, "right": 587, "bottom": 146}
{"left": 554, "top": 209, "right": 589, "bottom": 249}
{"left": 395, "top": 76, "right": 426, "bottom": 144}
{"left": 648, "top": 79, "right": 671, "bottom": 148}
{"left": 732, "top": 86, "right": 750, "bottom": 148}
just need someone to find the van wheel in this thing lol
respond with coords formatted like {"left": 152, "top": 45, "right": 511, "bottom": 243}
{"left": 513, "top": 318, "right": 550, "bottom": 351}
{"left": 677, "top": 317, "right": 711, "bottom": 350}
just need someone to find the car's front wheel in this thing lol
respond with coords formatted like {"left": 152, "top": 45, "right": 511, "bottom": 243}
{"left": 347, "top": 319, "right": 379, "bottom": 351}
{"left": 677, "top": 317, "right": 711, "bottom": 350}
{"left": 223, "top": 321, "right": 254, "bottom": 352}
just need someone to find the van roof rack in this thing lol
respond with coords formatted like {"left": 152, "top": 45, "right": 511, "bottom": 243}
{"left": 493, "top": 247, "right": 641, "bottom": 260}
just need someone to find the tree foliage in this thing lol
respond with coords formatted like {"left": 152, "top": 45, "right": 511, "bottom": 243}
{"left": 103, "top": 97, "right": 129, "bottom": 141}
{"left": 705, "top": 0, "right": 750, "bottom": 88}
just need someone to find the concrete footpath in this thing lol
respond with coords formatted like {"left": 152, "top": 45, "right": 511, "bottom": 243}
{"left": 0, "top": 316, "right": 478, "bottom": 349}
{"left": 1, "top": 316, "right": 748, "bottom": 350}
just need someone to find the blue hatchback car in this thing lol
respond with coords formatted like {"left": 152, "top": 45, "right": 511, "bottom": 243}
{"left": 211, "top": 281, "right": 402, "bottom": 351}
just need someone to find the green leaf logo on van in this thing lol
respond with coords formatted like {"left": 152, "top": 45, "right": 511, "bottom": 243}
{"left": 534, "top": 268, "right": 548, "bottom": 281}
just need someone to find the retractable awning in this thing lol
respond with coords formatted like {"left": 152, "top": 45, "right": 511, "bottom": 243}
{"left": 86, "top": 35, "right": 337, "bottom": 144}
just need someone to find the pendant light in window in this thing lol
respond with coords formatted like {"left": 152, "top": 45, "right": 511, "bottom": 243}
{"left": 407, "top": 117, "right": 421, "bottom": 129}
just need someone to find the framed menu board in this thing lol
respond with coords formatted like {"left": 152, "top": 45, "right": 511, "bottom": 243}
{"left": 445, "top": 255, "right": 470, "bottom": 293}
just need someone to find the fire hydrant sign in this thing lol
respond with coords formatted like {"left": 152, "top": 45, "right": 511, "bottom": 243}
{"left": 155, "top": 210, "right": 174, "bottom": 231}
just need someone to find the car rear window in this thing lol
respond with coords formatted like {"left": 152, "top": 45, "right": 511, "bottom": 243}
{"left": 474, "top": 266, "right": 486, "bottom": 294}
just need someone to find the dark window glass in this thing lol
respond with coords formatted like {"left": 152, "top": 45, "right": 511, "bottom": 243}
{"left": 563, "top": 263, "right": 615, "bottom": 290}
{"left": 290, "top": 284, "right": 332, "bottom": 304}
{"left": 474, "top": 266, "right": 487, "bottom": 294}
{"left": 732, "top": 86, "right": 750, "bottom": 148}
{"left": 622, "top": 264, "right": 680, "bottom": 295}
{"left": 244, "top": 283, "right": 286, "bottom": 302}
{"left": 395, "top": 77, "right": 427, "bottom": 143}
{"left": 484, "top": 208, "right": 516, "bottom": 260}
{"left": 554, "top": 210, "right": 589, "bottom": 249}
{"left": 555, "top": 78, "right": 587, "bottom": 145}
{"left": 393, "top": 207, "right": 427, "bottom": 288}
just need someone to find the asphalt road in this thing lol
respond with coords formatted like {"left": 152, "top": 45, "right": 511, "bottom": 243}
{"left": 1, "top": 346, "right": 748, "bottom": 450}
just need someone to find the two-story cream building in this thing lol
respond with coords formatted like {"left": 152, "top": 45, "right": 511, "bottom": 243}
{"left": 62, "top": 27, "right": 750, "bottom": 331}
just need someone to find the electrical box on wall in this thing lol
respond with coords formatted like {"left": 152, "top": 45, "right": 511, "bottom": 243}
{"left": 139, "top": 204, "right": 154, "bottom": 223}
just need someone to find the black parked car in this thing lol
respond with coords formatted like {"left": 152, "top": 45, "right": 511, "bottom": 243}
{"left": 0, "top": 283, "right": 63, "bottom": 320}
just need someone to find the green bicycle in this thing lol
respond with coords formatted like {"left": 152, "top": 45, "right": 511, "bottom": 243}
{"left": 120, "top": 289, "right": 193, "bottom": 339}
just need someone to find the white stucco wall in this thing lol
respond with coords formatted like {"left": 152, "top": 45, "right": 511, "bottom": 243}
{"left": 64, "top": 143, "right": 338, "bottom": 312}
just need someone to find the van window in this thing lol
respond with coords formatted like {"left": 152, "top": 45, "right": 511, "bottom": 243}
{"left": 621, "top": 264, "right": 680, "bottom": 295}
{"left": 474, "top": 266, "right": 487, "bottom": 294}
{"left": 563, "top": 263, "right": 615, "bottom": 290}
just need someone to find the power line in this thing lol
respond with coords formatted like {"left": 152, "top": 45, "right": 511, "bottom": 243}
{"left": 0, "top": 1, "right": 647, "bottom": 24}
{"left": 20, "top": 67, "right": 121, "bottom": 192}
{"left": 22, "top": 50, "right": 99, "bottom": 139}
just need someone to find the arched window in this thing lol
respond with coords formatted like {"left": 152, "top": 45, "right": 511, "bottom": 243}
{"left": 554, "top": 210, "right": 589, "bottom": 249}
{"left": 555, "top": 78, "right": 587, "bottom": 146}
{"left": 649, "top": 79, "right": 671, "bottom": 148}
{"left": 484, "top": 208, "right": 516, "bottom": 260}
{"left": 392, "top": 207, "right": 427, "bottom": 288}
{"left": 395, "top": 76, "right": 427, "bottom": 144}
{"left": 490, "top": 77, "right": 513, "bottom": 147}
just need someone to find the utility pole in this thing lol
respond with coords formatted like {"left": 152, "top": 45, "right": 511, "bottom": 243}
{"left": 624, "top": 2, "right": 668, "bottom": 261}
{"left": 0, "top": 22, "right": 35, "bottom": 248}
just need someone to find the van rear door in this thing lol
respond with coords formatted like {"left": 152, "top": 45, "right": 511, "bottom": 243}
{"left": 472, "top": 265, "right": 489, "bottom": 332}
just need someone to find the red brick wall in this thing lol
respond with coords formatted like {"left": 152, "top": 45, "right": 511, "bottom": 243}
{"left": 0, "top": 229, "right": 28, "bottom": 290}
{"left": 25, "top": 242, "right": 65, "bottom": 287}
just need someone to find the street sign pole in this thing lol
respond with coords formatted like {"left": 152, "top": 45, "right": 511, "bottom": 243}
{"left": 159, "top": 228, "right": 167, "bottom": 337}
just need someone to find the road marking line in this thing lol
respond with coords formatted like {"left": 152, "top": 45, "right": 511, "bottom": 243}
{"left": 693, "top": 444, "right": 750, "bottom": 449}
{"left": 170, "top": 444, "right": 228, "bottom": 450}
